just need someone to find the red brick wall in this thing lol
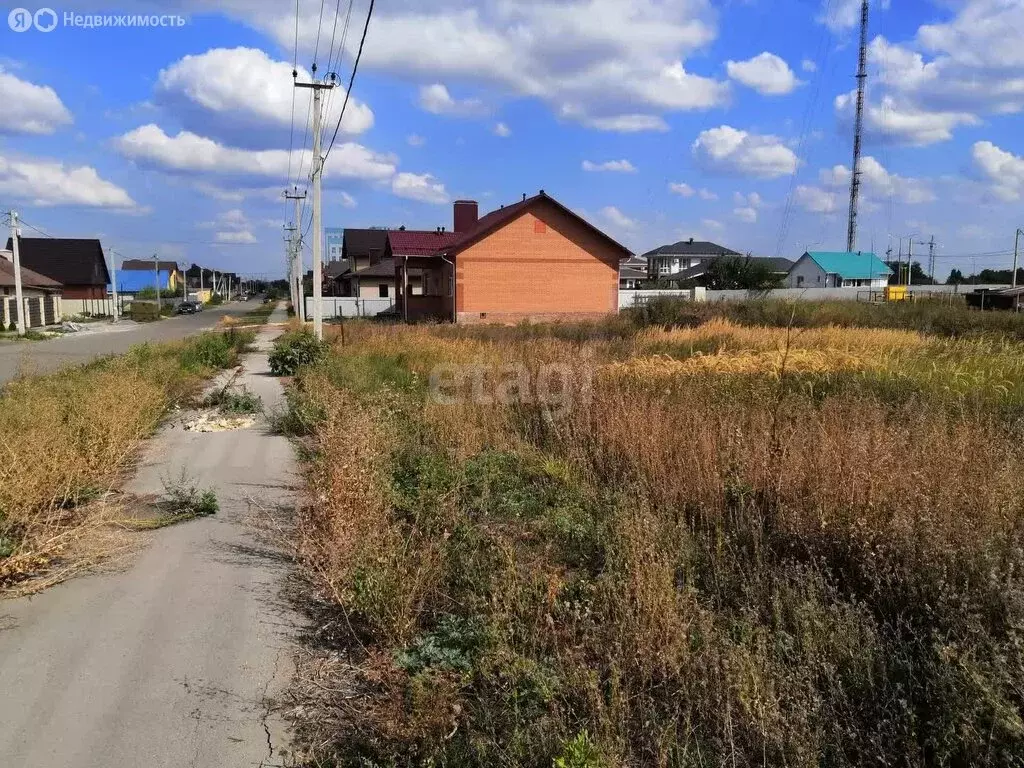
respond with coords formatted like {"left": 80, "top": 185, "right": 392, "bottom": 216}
{"left": 62, "top": 285, "right": 106, "bottom": 299}
{"left": 455, "top": 200, "right": 620, "bottom": 323}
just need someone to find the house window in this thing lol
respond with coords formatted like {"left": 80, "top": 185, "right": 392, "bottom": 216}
{"left": 534, "top": 219, "right": 547, "bottom": 234}
{"left": 448, "top": 272, "right": 454, "bottom": 297}
{"left": 379, "top": 284, "right": 389, "bottom": 298}
{"left": 796, "top": 276, "right": 804, "bottom": 287}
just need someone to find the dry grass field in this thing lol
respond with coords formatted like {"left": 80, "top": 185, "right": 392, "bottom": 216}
{"left": 283, "top": 300, "right": 1024, "bottom": 767}
{"left": 0, "top": 330, "right": 255, "bottom": 589}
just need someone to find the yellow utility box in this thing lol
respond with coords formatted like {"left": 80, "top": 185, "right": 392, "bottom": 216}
{"left": 885, "top": 285, "right": 908, "bottom": 302}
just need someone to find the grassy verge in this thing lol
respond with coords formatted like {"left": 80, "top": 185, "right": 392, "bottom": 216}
{"left": 0, "top": 328, "right": 255, "bottom": 589}
{"left": 283, "top": 310, "right": 1024, "bottom": 767}
{"left": 232, "top": 300, "right": 279, "bottom": 324}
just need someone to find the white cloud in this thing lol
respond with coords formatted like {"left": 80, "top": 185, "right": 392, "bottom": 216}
{"left": 669, "top": 182, "right": 695, "bottom": 197}
{"left": 156, "top": 47, "right": 373, "bottom": 147}
{"left": 733, "top": 206, "right": 758, "bottom": 223}
{"left": 418, "top": 83, "right": 488, "bottom": 117}
{"left": 692, "top": 125, "right": 798, "bottom": 178}
{"left": 701, "top": 218, "right": 723, "bottom": 230}
{"left": 972, "top": 140, "right": 1024, "bottom": 201}
{"left": 339, "top": 191, "right": 357, "bottom": 208}
{"left": 819, "top": 0, "right": 891, "bottom": 33}
{"left": 493, "top": 122, "right": 511, "bottom": 137}
{"left": 600, "top": 205, "right": 637, "bottom": 230}
{"left": 407, "top": 134, "right": 426, "bottom": 147}
{"left": 733, "top": 191, "right": 762, "bottom": 208}
{"left": 794, "top": 155, "right": 933, "bottom": 215}
{"left": 794, "top": 184, "right": 840, "bottom": 214}
{"left": 0, "top": 153, "right": 136, "bottom": 209}
{"left": 0, "top": 68, "right": 72, "bottom": 136}
{"left": 726, "top": 52, "right": 800, "bottom": 95}
{"left": 801, "top": 58, "right": 818, "bottom": 73}
{"left": 116, "top": 124, "right": 397, "bottom": 184}
{"left": 251, "top": 0, "right": 727, "bottom": 129}
{"left": 391, "top": 172, "right": 450, "bottom": 204}
{"left": 698, "top": 188, "right": 719, "bottom": 201}
{"left": 820, "top": 156, "right": 936, "bottom": 204}
{"left": 215, "top": 230, "right": 257, "bottom": 244}
{"left": 582, "top": 159, "right": 637, "bottom": 173}
{"left": 574, "top": 113, "right": 669, "bottom": 133}
{"left": 835, "top": 90, "right": 978, "bottom": 146}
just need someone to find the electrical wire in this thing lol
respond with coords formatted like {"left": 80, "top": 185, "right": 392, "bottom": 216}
{"left": 321, "top": 0, "right": 375, "bottom": 168}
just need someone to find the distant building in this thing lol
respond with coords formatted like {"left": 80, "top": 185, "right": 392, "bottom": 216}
{"left": 786, "top": 251, "right": 892, "bottom": 289}
{"left": 325, "top": 227, "right": 344, "bottom": 264}
{"left": 619, "top": 255, "right": 648, "bottom": 290}
{"left": 641, "top": 238, "right": 740, "bottom": 279}
{"left": 670, "top": 255, "right": 794, "bottom": 287}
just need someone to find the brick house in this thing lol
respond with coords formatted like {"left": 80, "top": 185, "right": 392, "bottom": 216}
{"left": 398, "top": 193, "right": 630, "bottom": 323}
{"left": 5, "top": 237, "right": 111, "bottom": 299}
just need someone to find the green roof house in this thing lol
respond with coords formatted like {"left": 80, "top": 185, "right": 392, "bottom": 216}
{"left": 785, "top": 251, "right": 892, "bottom": 289}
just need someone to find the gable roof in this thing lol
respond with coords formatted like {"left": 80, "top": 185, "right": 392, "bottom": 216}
{"left": 642, "top": 240, "right": 740, "bottom": 258}
{"left": 122, "top": 259, "right": 179, "bottom": 273}
{"left": 619, "top": 266, "right": 648, "bottom": 280}
{"left": 437, "top": 192, "right": 633, "bottom": 259}
{"left": 5, "top": 237, "right": 110, "bottom": 287}
{"left": 0, "top": 257, "right": 62, "bottom": 289}
{"left": 343, "top": 228, "right": 389, "bottom": 260}
{"left": 388, "top": 229, "right": 462, "bottom": 256}
{"left": 804, "top": 251, "right": 892, "bottom": 280}
{"left": 350, "top": 257, "right": 398, "bottom": 279}
{"left": 324, "top": 259, "right": 352, "bottom": 280}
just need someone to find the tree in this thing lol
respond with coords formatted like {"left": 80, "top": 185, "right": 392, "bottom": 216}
{"left": 703, "top": 255, "right": 783, "bottom": 291}
{"left": 947, "top": 268, "right": 965, "bottom": 285}
{"left": 885, "top": 261, "right": 934, "bottom": 285}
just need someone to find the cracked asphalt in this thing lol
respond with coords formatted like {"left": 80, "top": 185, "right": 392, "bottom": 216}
{"left": 0, "top": 309, "right": 302, "bottom": 767}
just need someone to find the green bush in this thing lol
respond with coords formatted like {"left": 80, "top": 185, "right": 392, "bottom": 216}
{"left": 178, "top": 330, "right": 254, "bottom": 372}
{"left": 268, "top": 329, "right": 326, "bottom": 376}
{"left": 208, "top": 293, "right": 224, "bottom": 306}
{"left": 129, "top": 301, "right": 161, "bottom": 322}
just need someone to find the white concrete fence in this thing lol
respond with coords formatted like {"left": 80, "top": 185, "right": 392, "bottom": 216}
{"left": 1, "top": 295, "right": 62, "bottom": 329}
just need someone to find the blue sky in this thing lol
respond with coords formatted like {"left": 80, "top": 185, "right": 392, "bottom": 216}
{"left": 1, "top": 0, "right": 1023, "bottom": 280}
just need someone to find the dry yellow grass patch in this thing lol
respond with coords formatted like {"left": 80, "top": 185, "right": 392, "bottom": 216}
{"left": 605, "top": 348, "right": 872, "bottom": 379}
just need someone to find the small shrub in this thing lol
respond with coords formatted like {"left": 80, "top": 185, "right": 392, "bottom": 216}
{"left": 553, "top": 732, "right": 603, "bottom": 768}
{"left": 269, "top": 330, "right": 326, "bottom": 376}
{"left": 164, "top": 476, "right": 218, "bottom": 519}
{"left": 204, "top": 386, "right": 262, "bottom": 414}
{"left": 208, "top": 293, "right": 224, "bottom": 305}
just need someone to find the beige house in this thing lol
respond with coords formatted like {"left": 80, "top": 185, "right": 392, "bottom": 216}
{"left": 0, "top": 250, "right": 63, "bottom": 327}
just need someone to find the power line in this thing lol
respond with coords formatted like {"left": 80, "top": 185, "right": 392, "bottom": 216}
{"left": 321, "top": 0, "right": 375, "bottom": 167}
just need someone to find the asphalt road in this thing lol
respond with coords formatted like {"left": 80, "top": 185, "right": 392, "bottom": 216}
{"left": 0, "top": 303, "right": 246, "bottom": 386}
{"left": 0, "top": 311, "right": 301, "bottom": 767}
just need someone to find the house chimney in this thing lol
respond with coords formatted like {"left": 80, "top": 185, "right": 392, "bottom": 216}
{"left": 453, "top": 200, "right": 478, "bottom": 233}
{"left": 689, "top": 237, "right": 694, "bottom": 244}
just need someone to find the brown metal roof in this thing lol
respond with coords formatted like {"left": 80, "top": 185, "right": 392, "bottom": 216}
{"left": 122, "top": 259, "right": 180, "bottom": 272}
{"left": 0, "top": 258, "right": 63, "bottom": 289}
{"left": 388, "top": 229, "right": 462, "bottom": 256}
{"left": 5, "top": 237, "right": 110, "bottom": 287}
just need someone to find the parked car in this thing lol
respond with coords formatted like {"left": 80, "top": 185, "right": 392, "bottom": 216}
{"left": 176, "top": 301, "right": 201, "bottom": 314}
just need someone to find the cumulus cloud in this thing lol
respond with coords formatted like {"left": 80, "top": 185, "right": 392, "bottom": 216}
{"left": 582, "top": 159, "right": 637, "bottom": 173}
{"left": 819, "top": 0, "right": 891, "bottom": 33}
{"left": 156, "top": 47, "right": 373, "bottom": 148}
{"left": 493, "top": 122, "right": 511, "bottom": 137}
{"left": 794, "top": 184, "right": 840, "bottom": 214}
{"left": 802, "top": 59, "right": 818, "bottom": 73}
{"left": 250, "top": 0, "right": 727, "bottom": 130}
{"left": 972, "top": 140, "right": 1024, "bottom": 201}
{"left": 600, "top": 206, "right": 637, "bottom": 230}
{"left": 835, "top": 90, "right": 978, "bottom": 146}
{"left": 732, "top": 191, "right": 762, "bottom": 223}
{"left": 0, "top": 153, "right": 136, "bottom": 209}
{"left": 339, "top": 191, "right": 357, "bottom": 208}
{"left": 733, "top": 206, "right": 757, "bottom": 223}
{"left": 0, "top": 68, "right": 72, "bottom": 136}
{"left": 699, "top": 188, "right": 719, "bottom": 201}
{"left": 391, "top": 172, "right": 450, "bottom": 204}
{"left": 407, "top": 134, "right": 426, "bottom": 147}
{"left": 418, "top": 83, "right": 488, "bottom": 117}
{"left": 116, "top": 124, "right": 396, "bottom": 184}
{"left": 692, "top": 125, "right": 798, "bottom": 178}
{"left": 726, "top": 52, "right": 800, "bottom": 95}
{"left": 669, "top": 182, "right": 695, "bottom": 197}
{"left": 793, "top": 155, "right": 933, "bottom": 214}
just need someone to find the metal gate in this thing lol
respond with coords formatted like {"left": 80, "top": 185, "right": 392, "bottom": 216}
{"left": 26, "top": 298, "right": 42, "bottom": 328}
{"left": 43, "top": 295, "right": 57, "bottom": 325}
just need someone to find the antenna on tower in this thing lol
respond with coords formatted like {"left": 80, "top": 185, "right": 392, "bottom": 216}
{"left": 846, "top": 0, "right": 869, "bottom": 252}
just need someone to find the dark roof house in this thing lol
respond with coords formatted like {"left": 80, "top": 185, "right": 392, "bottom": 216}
{"left": 0, "top": 257, "right": 62, "bottom": 292}
{"left": 5, "top": 237, "right": 110, "bottom": 299}
{"left": 122, "top": 259, "right": 180, "bottom": 273}
{"left": 641, "top": 239, "right": 741, "bottom": 258}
